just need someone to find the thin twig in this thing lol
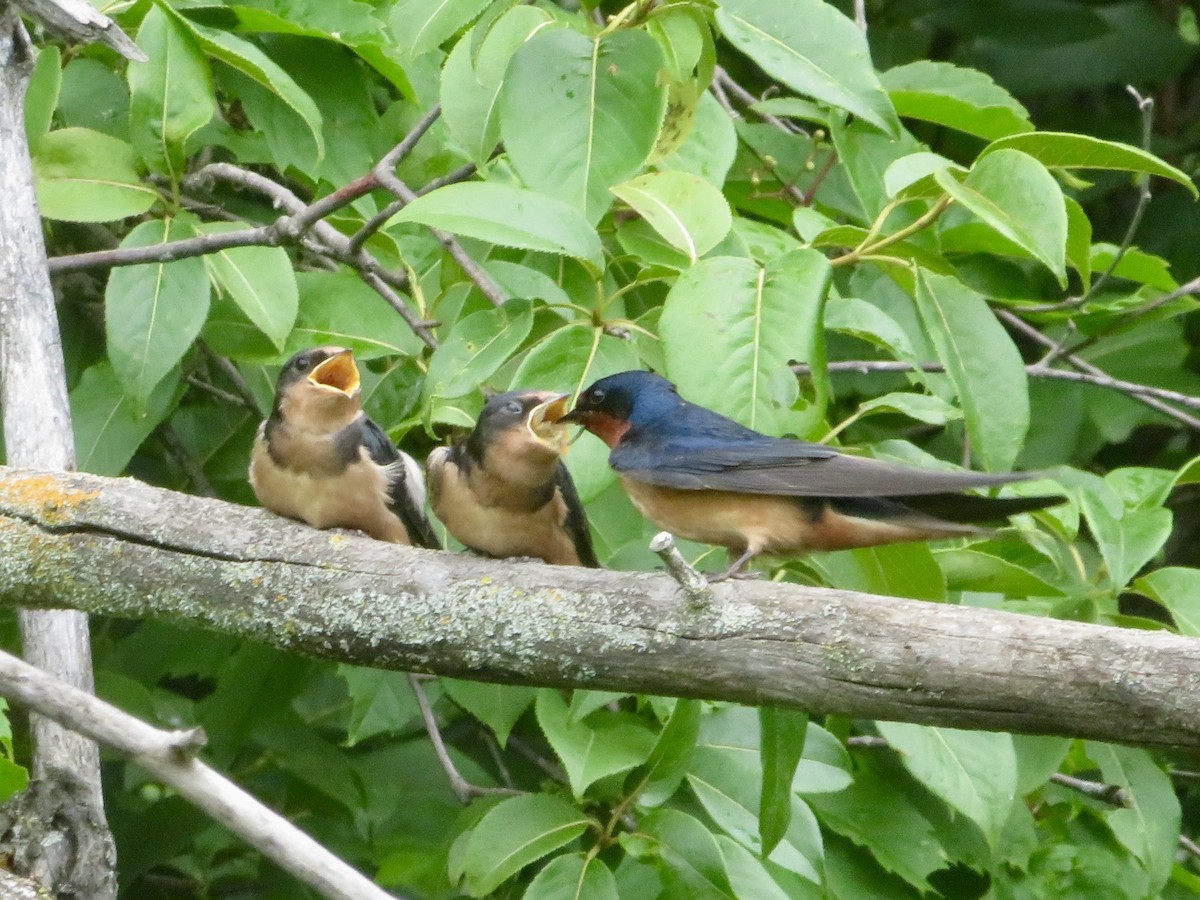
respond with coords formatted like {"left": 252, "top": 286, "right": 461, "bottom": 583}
{"left": 1181, "top": 833, "right": 1200, "bottom": 860}
{"left": 995, "top": 308, "right": 1200, "bottom": 431}
{"left": 1050, "top": 772, "right": 1132, "bottom": 807}
{"left": 793, "top": 359, "right": 1200, "bottom": 413}
{"left": 854, "top": 0, "right": 867, "bottom": 31}
{"left": 408, "top": 674, "right": 520, "bottom": 804}
{"left": 201, "top": 347, "right": 265, "bottom": 414}
{"left": 157, "top": 425, "right": 217, "bottom": 498}
{"left": 845, "top": 735, "right": 889, "bottom": 749}
{"left": 347, "top": 162, "right": 478, "bottom": 256}
{"left": 649, "top": 532, "right": 713, "bottom": 607}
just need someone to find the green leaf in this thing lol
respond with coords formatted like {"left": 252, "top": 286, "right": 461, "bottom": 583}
{"left": 338, "top": 666, "right": 418, "bottom": 746}
{"left": 1087, "top": 743, "right": 1181, "bottom": 893}
{"left": 441, "top": 8, "right": 555, "bottom": 165}
{"left": 524, "top": 853, "right": 618, "bottom": 900}
{"left": 462, "top": 793, "right": 591, "bottom": 896}
{"left": 194, "top": 223, "right": 298, "bottom": 351}
{"left": 170, "top": 11, "right": 325, "bottom": 162}
{"left": 441, "top": 678, "right": 536, "bottom": 747}
{"left": 1076, "top": 483, "right": 1172, "bottom": 588}
{"left": 808, "top": 544, "right": 946, "bottom": 602}
{"left": 936, "top": 548, "right": 1066, "bottom": 597}
{"left": 875, "top": 723, "right": 1017, "bottom": 850}
{"left": 716, "top": 837, "right": 794, "bottom": 900}
{"left": 659, "top": 91, "right": 739, "bottom": 187}
{"left": 32, "top": 128, "right": 158, "bottom": 222}
{"left": 881, "top": 61, "right": 1032, "bottom": 140}
{"left": 391, "top": 182, "right": 602, "bottom": 264}
{"left": 913, "top": 271, "right": 1029, "bottom": 471}
{"left": 638, "top": 699, "right": 702, "bottom": 807}
{"left": 638, "top": 808, "right": 735, "bottom": 899}
{"left": 534, "top": 689, "right": 655, "bottom": 800}
{"left": 424, "top": 301, "right": 534, "bottom": 400}
{"left": 0, "top": 755, "right": 28, "bottom": 803}
{"left": 980, "top": 132, "right": 1198, "bottom": 198}
{"left": 854, "top": 392, "right": 963, "bottom": 426}
{"left": 716, "top": 0, "right": 899, "bottom": 138}
{"left": 128, "top": 5, "right": 214, "bottom": 181}
{"left": 70, "top": 361, "right": 178, "bottom": 475}
{"left": 24, "top": 46, "right": 61, "bottom": 143}
{"left": 286, "top": 272, "right": 425, "bottom": 360}
{"left": 500, "top": 28, "right": 667, "bottom": 223}
{"left": 936, "top": 150, "right": 1067, "bottom": 284}
{"left": 611, "top": 171, "right": 732, "bottom": 263}
{"left": 758, "top": 707, "right": 807, "bottom": 857}
{"left": 830, "top": 117, "right": 922, "bottom": 219}
{"left": 793, "top": 723, "right": 852, "bottom": 794}
{"left": 390, "top": 0, "right": 492, "bottom": 58}
{"left": 1133, "top": 567, "right": 1200, "bottom": 636}
{"left": 106, "top": 218, "right": 211, "bottom": 406}
{"left": 882, "top": 152, "right": 964, "bottom": 199}
{"left": 660, "top": 251, "right": 832, "bottom": 438}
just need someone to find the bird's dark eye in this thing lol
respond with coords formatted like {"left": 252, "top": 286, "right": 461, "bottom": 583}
{"left": 589, "top": 388, "right": 606, "bottom": 405}
{"left": 295, "top": 357, "right": 311, "bottom": 372}
{"left": 504, "top": 400, "right": 523, "bottom": 415}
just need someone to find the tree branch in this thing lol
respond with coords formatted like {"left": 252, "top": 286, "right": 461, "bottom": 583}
{"left": 14, "top": 0, "right": 144, "bottom": 61}
{"left": 2, "top": 467, "right": 1200, "bottom": 751}
{"left": 0, "top": 646, "right": 399, "bottom": 900}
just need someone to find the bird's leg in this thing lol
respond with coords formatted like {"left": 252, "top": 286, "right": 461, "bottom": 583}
{"left": 707, "top": 547, "right": 760, "bottom": 583}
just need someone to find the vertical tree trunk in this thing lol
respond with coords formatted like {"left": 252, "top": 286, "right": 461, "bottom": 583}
{"left": 0, "top": 4, "right": 115, "bottom": 896}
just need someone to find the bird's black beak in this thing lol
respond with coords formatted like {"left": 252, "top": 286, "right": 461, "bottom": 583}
{"left": 559, "top": 406, "right": 586, "bottom": 424}
{"left": 308, "top": 349, "right": 360, "bottom": 397}
{"left": 526, "top": 393, "right": 571, "bottom": 453}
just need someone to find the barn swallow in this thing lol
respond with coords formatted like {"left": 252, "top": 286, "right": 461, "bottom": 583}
{"left": 427, "top": 390, "right": 598, "bottom": 567}
{"left": 564, "top": 370, "right": 1059, "bottom": 580}
{"left": 249, "top": 346, "right": 439, "bottom": 548}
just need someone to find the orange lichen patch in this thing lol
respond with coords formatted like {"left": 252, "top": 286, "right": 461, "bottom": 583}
{"left": 0, "top": 472, "right": 101, "bottom": 522}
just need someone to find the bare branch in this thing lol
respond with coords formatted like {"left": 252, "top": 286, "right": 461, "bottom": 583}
{"left": 1049, "top": 772, "right": 1132, "bottom": 807}
{"left": 0, "top": 647, "right": 400, "bottom": 900}
{"left": 649, "top": 532, "right": 713, "bottom": 607}
{"left": 2, "top": 467, "right": 1200, "bottom": 751}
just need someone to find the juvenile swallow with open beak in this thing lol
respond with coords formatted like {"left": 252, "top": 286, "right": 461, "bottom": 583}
{"left": 427, "top": 390, "right": 598, "bottom": 567}
{"left": 564, "top": 370, "right": 1059, "bottom": 580}
{"left": 249, "top": 346, "right": 439, "bottom": 548}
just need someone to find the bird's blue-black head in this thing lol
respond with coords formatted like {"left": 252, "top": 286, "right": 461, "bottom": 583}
{"left": 565, "top": 370, "right": 683, "bottom": 447}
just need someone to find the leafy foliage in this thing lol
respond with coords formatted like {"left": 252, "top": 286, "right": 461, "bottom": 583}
{"left": 3, "top": 0, "right": 1200, "bottom": 896}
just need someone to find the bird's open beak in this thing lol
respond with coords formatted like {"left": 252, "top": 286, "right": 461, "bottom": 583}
{"left": 308, "top": 349, "right": 360, "bottom": 397}
{"left": 526, "top": 393, "right": 571, "bottom": 454}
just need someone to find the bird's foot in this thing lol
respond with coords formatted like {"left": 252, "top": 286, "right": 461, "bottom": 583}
{"left": 705, "top": 569, "right": 762, "bottom": 584}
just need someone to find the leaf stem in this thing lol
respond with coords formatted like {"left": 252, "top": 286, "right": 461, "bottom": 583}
{"left": 831, "top": 195, "right": 953, "bottom": 268}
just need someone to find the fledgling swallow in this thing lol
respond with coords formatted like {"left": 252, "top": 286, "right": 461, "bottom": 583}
{"left": 427, "top": 390, "right": 598, "bottom": 567}
{"left": 249, "top": 346, "right": 439, "bottom": 548}
{"left": 564, "top": 370, "right": 1060, "bottom": 580}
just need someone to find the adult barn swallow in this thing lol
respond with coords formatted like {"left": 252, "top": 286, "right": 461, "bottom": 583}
{"left": 427, "top": 390, "right": 598, "bottom": 566}
{"left": 249, "top": 347, "right": 439, "bottom": 548}
{"left": 565, "top": 371, "right": 1059, "bottom": 580}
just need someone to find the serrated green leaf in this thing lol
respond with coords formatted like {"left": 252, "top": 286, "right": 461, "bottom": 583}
{"left": 535, "top": 689, "right": 655, "bottom": 800}
{"left": 524, "top": 852, "right": 618, "bottom": 900}
{"left": 716, "top": 0, "right": 898, "bottom": 138}
{"left": 611, "top": 171, "right": 732, "bottom": 262}
{"left": 639, "top": 808, "right": 736, "bottom": 899}
{"left": 286, "top": 271, "right": 425, "bottom": 360}
{"left": 171, "top": 9, "right": 324, "bottom": 162}
{"left": 195, "top": 223, "right": 298, "bottom": 351}
{"left": 661, "top": 251, "right": 831, "bottom": 438}
{"left": 390, "top": 0, "right": 492, "bottom": 57}
{"left": 128, "top": 6, "right": 215, "bottom": 181}
{"left": 424, "top": 300, "right": 534, "bottom": 400}
{"left": 980, "top": 131, "right": 1197, "bottom": 197}
{"left": 1133, "top": 567, "right": 1200, "bottom": 636}
{"left": 24, "top": 46, "right": 61, "bottom": 143}
{"left": 913, "top": 271, "right": 1029, "bottom": 471}
{"left": 32, "top": 127, "right": 158, "bottom": 222}
{"left": 500, "top": 28, "right": 667, "bottom": 223}
{"left": 936, "top": 149, "right": 1067, "bottom": 284}
{"left": 882, "top": 60, "right": 1032, "bottom": 140}
{"left": 876, "top": 723, "right": 1017, "bottom": 850}
{"left": 106, "top": 218, "right": 211, "bottom": 406}
{"left": 391, "top": 182, "right": 602, "bottom": 264}
{"left": 70, "top": 361, "right": 178, "bottom": 475}
{"left": 1076, "top": 482, "right": 1172, "bottom": 588}
{"left": 462, "top": 793, "right": 590, "bottom": 896}
{"left": 1087, "top": 743, "right": 1180, "bottom": 893}
{"left": 759, "top": 707, "right": 807, "bottom": 857}
{"left": 338, "top": 665, "right": 419, "bottom": 746}
{"left": 441, "top": 678, "right": 536, "bottom": 747}
{"left": 637, "top": 699, "right": 702, "bottom": 807}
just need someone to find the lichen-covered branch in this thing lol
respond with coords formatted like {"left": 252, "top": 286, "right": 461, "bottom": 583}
{"left": 1, "top": 466, "right": 1200, "bottom": 750}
